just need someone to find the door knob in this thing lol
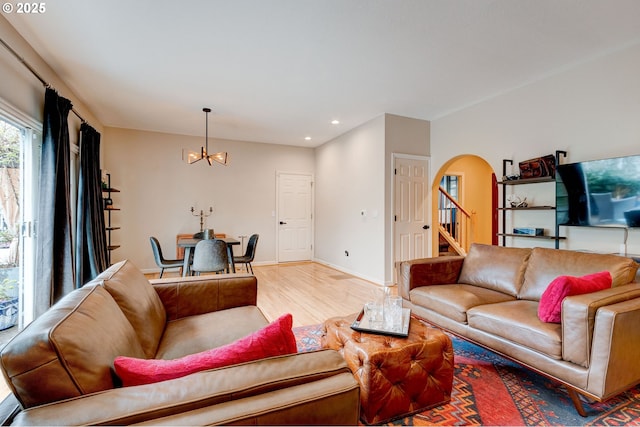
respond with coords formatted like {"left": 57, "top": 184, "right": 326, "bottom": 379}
{"left": 279, "top": 221, "right": 287, "bottom": 225}
{"left": 422, "top": 225, "right": 430, "bottom": 230}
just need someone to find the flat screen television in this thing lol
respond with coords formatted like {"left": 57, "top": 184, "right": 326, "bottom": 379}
{"left": 556, "top": 154, "right": 640, "bottom": 228}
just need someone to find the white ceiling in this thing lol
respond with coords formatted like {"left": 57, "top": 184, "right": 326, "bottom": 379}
{"left": 5, "top": 0, "right": 640, "bottom": 147}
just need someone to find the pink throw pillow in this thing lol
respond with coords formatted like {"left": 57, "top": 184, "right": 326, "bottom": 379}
{"left": 114, "top": 313, "right": 296, "bottom": 386}
{"left": 538, "top": 271, "right": 612, "bottom": 323}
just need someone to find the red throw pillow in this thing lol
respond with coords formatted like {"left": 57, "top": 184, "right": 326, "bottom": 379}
{"left": 114, "top": 313, "right": 296, "bottom": 386}
{"left": 538, "top": 271, "right": 612, "bottom": 323}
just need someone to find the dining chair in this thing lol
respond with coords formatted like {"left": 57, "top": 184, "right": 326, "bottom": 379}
{"left": 191, "top": 239, "right": 229, "bottom": 275}
{"left": 233, "top": 234, "right": 259, "bottom": 274}
{"left": 150, "top": 237, "right": 184, "bottom": 278}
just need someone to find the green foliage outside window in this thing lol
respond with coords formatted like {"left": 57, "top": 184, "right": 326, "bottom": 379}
{"left": 0, "top": 278, "right": 16, "bottom": 301}
{"left": 0, "top": 121, "right": 20, "bottom": 169}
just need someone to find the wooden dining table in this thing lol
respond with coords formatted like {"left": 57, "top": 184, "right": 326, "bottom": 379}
{"left": 177, "top": 237, "right": 241, "bottom": 276}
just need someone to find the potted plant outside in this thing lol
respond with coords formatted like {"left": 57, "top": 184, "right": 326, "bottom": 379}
{"left": 0, "top": 276, "right": 18, "bottom": 330}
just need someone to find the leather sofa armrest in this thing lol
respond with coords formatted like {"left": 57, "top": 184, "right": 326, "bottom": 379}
{"left": 562, "top": 282, "right": 640, "bottom": 368}
{"left": 10, "top": 350, "right": 358, "bottom": 426}
{"left": 150, "top": 274, "right": 257, "bottom": 320}
{"left": 397, "top": 256, "right": 465, "bottom": 300}
{"left": 587, "top": 298, "right": 640, "bottom": 399}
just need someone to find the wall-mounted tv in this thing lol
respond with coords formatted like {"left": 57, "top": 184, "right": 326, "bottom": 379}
{"left": 556, "top": 154, "right": 640, "bottom": 228}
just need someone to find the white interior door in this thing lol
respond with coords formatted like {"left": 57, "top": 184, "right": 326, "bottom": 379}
{"left": 394, "top": 156, "right": 430, "bottom": 266}
{"left": 277, "top": 173, "right": 313, "bottom": 262}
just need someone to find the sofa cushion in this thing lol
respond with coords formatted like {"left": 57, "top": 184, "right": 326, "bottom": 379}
{"left": 114, "top": 313, "right": 297, "bottom": 386}
{"left": 410, "top": 284, "right": 515, "bottom": 323}
{"left": 538, "top": 271, "right": 612, "bottom": 323}
{"left": 96, "top": 260, "right": 167, "bottom": 358}
{"left": 458, "top": 244, "right": 531, "bottom": 297}
{"left": 519, "top": 248, "right": 638, "bottom": 301}
{"left": 155, "top": 305, "right": 269, "bottom": 359}
{"left": 468, "top": 300, "right": 562, "bottom": 359}
{"left": 0, "top": 285, "right": 146, "bottom": 408}
{"left": 153, "top": 274, "right": 258, "bottom": 321}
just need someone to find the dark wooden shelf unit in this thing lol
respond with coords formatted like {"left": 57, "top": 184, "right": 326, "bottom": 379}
{"left": 497, "top": 206, "right": 556, "bottom": 211}
{"left": 497, "top": 233, "right": 567, "bottom": 240}
{"left": 498, "top": 151, "right": 567, "bottom": 248}
{"left": 103, "top": 173, "right": 120, "bottom": 265}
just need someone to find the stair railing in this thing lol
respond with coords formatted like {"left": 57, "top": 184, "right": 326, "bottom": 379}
{"left": 438, "top": 186, "right": 475, "bottom": 256}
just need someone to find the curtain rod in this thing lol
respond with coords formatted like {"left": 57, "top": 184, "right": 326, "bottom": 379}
{"left": 0, "top": 36, "right": 88, "bottom": 124}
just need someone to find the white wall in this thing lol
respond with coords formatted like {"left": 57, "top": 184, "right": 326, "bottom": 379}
{"left": 0, "top": 16, "right": 102, "bottom": 134}
{"left": 102, "top": 127, "right": 314, "bottom": 271}
{"left": 314, "top": 114, "right": 429, "bottom": 285}
{"left": 432, "top": 43, "right": 640, "bottom": 255}
{"left": 314, "top": 115, "right": 386, "bottom": 283}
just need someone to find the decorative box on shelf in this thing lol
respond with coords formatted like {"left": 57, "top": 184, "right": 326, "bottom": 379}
{"left": 513, "top": 227, "right": 544, "bottom": 236}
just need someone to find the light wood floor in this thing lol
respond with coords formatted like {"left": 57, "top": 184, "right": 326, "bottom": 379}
{"left": 253, "top": 261, "right": 388, "bottom": 326}
{"left": 0, "top": 262, "right": 387, "bottom": 401}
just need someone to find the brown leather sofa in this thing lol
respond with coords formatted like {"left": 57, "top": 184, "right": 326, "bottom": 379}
{"left": 398, "top": 243, "right": 640, "bottom": 416}
{"left": 0, "top": 260, "right": 360, "bottom": 425}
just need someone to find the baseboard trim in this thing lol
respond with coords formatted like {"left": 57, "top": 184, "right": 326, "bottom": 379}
{"left": 312, "top": 258, "right": 386, "bottom": 286}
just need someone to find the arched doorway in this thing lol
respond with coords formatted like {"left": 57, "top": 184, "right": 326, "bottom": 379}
{"left": 431, "top": 155, "right": 496, "bottom": 256}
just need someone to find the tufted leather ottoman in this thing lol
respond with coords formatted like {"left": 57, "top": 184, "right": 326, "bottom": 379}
{"left": 322, "top": 313, "right": 453, "bottom": 425}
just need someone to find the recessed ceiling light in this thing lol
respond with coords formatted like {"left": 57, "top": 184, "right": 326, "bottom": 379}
{"left": 331, "top": 119, "right": 340, "bottom": 125}
{"left": 304, "top": 136, "right": 312, "bottom": 141}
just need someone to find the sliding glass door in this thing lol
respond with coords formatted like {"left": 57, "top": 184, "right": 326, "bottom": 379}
{"left": 0, "top": 108, "right": 40, "bottom": 330}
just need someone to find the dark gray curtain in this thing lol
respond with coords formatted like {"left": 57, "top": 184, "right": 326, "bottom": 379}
{"left": 75, "top": 123, "right": 108, "bottom": 287}
{"left": 34, "top": 88, "right": 74, "bottom": 317}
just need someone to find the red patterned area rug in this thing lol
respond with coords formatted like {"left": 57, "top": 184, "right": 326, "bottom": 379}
{"left": 293, "top": 324, "right": 640, "bottom": 426}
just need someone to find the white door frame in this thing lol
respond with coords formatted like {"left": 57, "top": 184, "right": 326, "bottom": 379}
{"left": 390, "top": 153, "right": 431, "bottom": 284}
{"left": 275, "top": 171, "right": 315, "bottom": 263}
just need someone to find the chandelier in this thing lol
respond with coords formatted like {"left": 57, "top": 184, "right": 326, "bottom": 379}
{"left": 182, "top": 107, "right": 228, "bottom": 166}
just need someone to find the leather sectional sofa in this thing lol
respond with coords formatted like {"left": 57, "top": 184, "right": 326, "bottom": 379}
{"left": 0, "top": 260, "right": 360, "bottom": 425}
{"left": 398, "top": 243, "right": 640, "bottom": 415}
